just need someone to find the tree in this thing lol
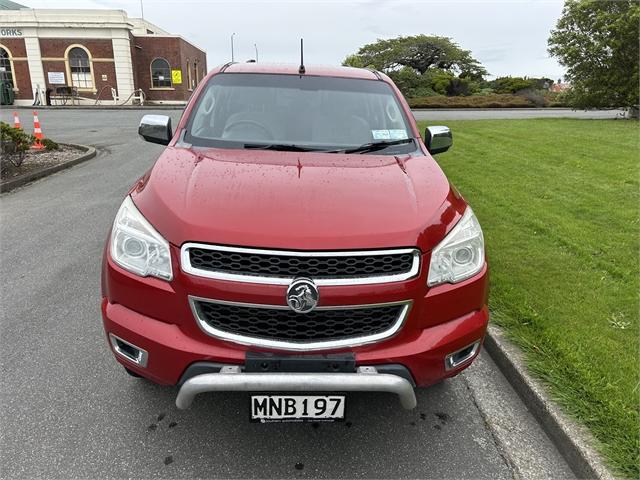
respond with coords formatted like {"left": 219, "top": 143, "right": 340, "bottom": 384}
{"left": 342, "top": 54, "right": 367, "bottom": 69}
{"left": 548, "top": 0, "right": 639, "bottom": 110}
{"left": 343, "top": 35, "right": 487, "bottom": 79}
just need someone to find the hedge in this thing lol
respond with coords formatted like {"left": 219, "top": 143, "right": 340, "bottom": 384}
{"left": 408, "top": 94, "right": 568, "bottom": 109}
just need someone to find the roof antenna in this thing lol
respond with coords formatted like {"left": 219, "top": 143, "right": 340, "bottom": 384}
{"left": 298, "top": 38, "right": 305, "bottom": 75}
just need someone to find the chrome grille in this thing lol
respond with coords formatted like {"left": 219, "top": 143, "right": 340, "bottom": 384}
{"left": 181, "top": 244, "right": 420, "bottom": 285}
{"left": 190, "top": 297, "right": 411, "bottom": 351}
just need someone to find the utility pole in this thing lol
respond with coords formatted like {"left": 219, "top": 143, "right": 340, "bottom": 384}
{"left": 231, "top": 33, "right": 236, "bottom": 62}
{"left": 140, "top": 0, "right": 144, "bottom": 20}
{"left": 254, "top": 43, "right": 258, "bottom": 62}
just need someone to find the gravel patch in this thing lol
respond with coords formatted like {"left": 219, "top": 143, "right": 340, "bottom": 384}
{"left": 1, "top": 145, "right": 85, "bottom": 181}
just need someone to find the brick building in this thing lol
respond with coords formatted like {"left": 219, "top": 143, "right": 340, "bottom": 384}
{"left": 0, "top": 3, "right": 207, "bottom": 105}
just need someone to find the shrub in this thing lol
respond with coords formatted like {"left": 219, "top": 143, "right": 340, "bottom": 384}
{"left": 0, "top": 122, "right": 36, "bottom": 168}
{"left": 41, "top": 138, "right": 59, "bottom": 151}
{"left": 426, "top": 70, "right": 455, "bottom": 95}
{"left": 386, "top": 66, "right": 487, "bottom": 98}
{"left": 491, "top": 76, "right": 537, "bottom": 94}
{"left": 475, "top": 87, "right": 495, "bottom": 96}
{"left": 544, "top": 91, "right": 570, "bottom": 107}
{"left": 1, "top": 122, "right": 34, "bottom": 153}
{"left": 517, "top": 89, "right": 547, "bottom": 107}
{"left": 388, "top": 67, "right": 425, "bottom": 98}
{"left": 446, "top": 78, "right": 471, "bottom": 96}
{"left": 407, "top": 94, "right": 536, "bottom": 109}
{"left": 388, "top": 67, "right": 451, "bottom": 98}
{"left": 530, "top": 77, "right": 554, "bottom": 90}
{"left": 412, "top": 86, "right": 437, "bottom": 97}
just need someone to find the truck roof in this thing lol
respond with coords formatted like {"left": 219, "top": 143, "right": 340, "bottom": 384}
{"left": 221, "top": 62, "right": 380, "bottom": 80}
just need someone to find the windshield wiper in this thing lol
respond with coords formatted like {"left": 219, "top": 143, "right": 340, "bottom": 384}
{"left": 339, "top": 138, "right": 414, "bottom": 154}
{"left": 243, "top": 143, "right": 328, "bottom": 152}
{"left": 242, "top": 139, "right": 414, "bottom": 154}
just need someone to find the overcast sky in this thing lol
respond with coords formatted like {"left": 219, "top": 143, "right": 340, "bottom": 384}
{"left": 25, "top": 0, "right": 567, "bottom": 79}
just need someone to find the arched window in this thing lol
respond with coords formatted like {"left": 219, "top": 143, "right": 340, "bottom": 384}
{"left": 0, "top": 46, "right": 14, "bottom": 88}
{"left": 151, "top": 58, "right": 171, "bottom": 88}
{"left": 67, "top": 46, "right": 93, "bottom": 89}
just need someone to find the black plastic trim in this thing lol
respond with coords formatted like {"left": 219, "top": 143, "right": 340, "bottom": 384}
{"left": 245, "top": 352, "right": 356, "bottom": 373}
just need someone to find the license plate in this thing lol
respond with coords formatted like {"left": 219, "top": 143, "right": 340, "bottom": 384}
{"left": 251, "top": 395, "right": 345, "bottom": 422}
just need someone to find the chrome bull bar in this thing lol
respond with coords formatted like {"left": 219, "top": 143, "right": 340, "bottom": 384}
{"left": 175, "top": 365, "right": 417, "bottom": 410}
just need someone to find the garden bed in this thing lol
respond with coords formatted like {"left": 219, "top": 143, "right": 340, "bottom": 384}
{"left": 1, "top": 144, "right": 96, "bottom": 192}
{"left": 1, "top": 145, "right": 85, "bottom": 181}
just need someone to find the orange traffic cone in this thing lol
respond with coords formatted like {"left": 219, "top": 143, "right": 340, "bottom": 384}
{"left": 13, "top": 111, "right": 21, "bottom": 130}
{"left": 31, "top": 110, "right": 45, "bottom": 150}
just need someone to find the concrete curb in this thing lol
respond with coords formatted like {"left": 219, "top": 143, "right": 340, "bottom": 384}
{"left": 485, "top": 325, "right": 615, "bottom": 479}
{"left": 1, "top": 144, "right": 97, "bottom": 193}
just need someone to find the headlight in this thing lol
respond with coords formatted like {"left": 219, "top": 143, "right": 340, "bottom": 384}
{"left": 110, "top": 196, "right": 173, "bottom": 281}
{"left": 427, "top": 207, "right": 484, "bottom": 286}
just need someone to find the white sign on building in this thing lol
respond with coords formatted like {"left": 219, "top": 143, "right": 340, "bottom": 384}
{"left": 47, "top": 71, "right": 65, "bottom": 84}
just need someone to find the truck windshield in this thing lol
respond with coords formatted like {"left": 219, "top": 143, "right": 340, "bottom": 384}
{"left": 184, "top": 73, "right": 415, "bottom": 155}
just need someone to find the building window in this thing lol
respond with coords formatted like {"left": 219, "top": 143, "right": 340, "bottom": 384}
{"left": 187, "top": 60, "right": 192, "bottom": 90}
{"left": 0, "top": 46, "right": 14, "bottom": 88}
{"left": 193, "top": 61, "right": 198, "bottom": 88}
{"left": 151, "top": 58, "right": 171, "bottom": 88}
{"left": 67, "top": 46, "right": 93, "bottom": 89}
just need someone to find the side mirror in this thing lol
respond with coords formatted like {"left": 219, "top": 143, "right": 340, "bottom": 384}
{"left": 425, "top": 126, "right": 452, "bottom": 155}
{"left": 139, "top": 115, "right": 172, "bottom": 145}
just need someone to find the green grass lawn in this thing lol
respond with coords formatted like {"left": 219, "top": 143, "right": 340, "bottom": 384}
{"left": 415, "top": 118, "right": 639, "bottom": 477}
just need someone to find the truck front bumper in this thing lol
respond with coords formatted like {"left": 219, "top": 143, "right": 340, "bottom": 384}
{"left": 102, "top": 297, "right": 487, "bottom": 389}
{"left": 176, "top": 365, "right": 417, "bottom": 410}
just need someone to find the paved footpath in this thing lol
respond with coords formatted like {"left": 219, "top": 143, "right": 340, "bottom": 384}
{"left": 1, "top": 109, "right": 575, "bottom": 478}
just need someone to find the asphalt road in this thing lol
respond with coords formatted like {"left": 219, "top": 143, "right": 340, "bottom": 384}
{"left": 1, "top": 110, "right": 575, "bottom": 479}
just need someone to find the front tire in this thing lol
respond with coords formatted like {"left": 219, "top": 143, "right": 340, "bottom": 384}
{"left": 124, "top": 367, "right": 142, "bottom": 378}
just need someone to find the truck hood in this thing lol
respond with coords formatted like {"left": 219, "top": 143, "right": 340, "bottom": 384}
{"left": 131, "top": 147, "right": 465, "bottom": 251}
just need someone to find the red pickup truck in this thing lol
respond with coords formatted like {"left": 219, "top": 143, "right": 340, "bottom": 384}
{"left": 101, "top": 63, "right": 488, "bottom": 422}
